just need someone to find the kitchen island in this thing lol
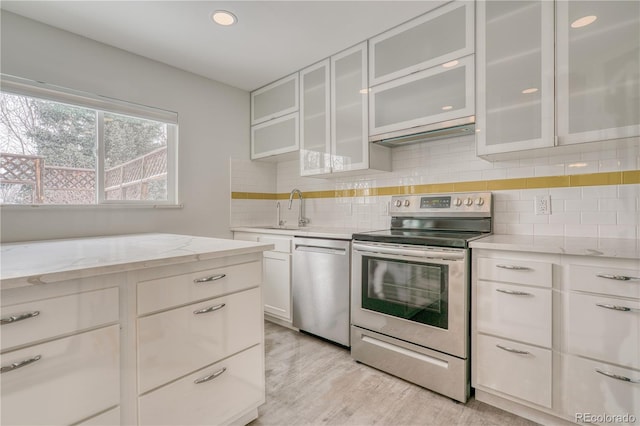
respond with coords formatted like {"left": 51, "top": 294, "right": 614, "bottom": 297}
{"left": 0, "top": 233, "right": 273, "bottom": 426}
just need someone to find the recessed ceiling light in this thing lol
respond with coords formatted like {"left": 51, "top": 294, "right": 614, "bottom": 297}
{"left": 571, "top": 15, "right": 597, "bottom": 28}
{"left": 212, "top": 10, "right": 237, "bottom": 26}
{"left": 442, "top": 60, "right": 459, "bottom": 68}
{"left": 522, "top": 87, "right": 538, "bottom": 94}
{"left": 442, "top": 105, "right": 453, "bottom": 110}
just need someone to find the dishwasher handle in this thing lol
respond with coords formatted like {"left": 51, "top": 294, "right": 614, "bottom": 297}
{"left": 295, "top": 244, "right": 347, "bottom": 256}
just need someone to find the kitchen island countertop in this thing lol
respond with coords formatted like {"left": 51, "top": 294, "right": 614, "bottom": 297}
{"left": 0, "top": 233, "right": 273, "bottom": 289}
{"left": 470, "top": 234, "right": 640, "bottom": 260}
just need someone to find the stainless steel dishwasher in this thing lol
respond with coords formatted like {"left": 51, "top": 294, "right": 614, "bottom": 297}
{"left": 292, "top": 237, "right": 351, "bottom": 347}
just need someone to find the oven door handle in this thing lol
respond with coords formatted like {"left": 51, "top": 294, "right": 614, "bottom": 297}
{"left": 352, "top": 243, "right": 465, "bottom": 261}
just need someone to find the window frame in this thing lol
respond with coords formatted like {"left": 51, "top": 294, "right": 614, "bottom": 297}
{"left": 0, "top": 74, "right": 179, "bottom": 207}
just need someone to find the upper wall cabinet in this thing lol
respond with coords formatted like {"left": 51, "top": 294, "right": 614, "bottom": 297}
{"left": 368, "top": 1, "right": 474, "bottom": 86}
{"left": 300, "top": 43, "right": 391, "bottom": 177}
{"left": 251, "top": 74, "right": 298, "bottom": 125}
{"left": 250, "top": 74, "right": 299, "bottom": 159}
{"left": 476, "top": 1, "right": 555, "bottom": 156}
{"left": 556, "top": 1, "right": 640, "bottom": 145}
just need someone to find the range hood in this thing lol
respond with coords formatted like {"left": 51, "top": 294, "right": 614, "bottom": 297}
{"left": 370, "top": 116, "right": 475, "bottom": 147}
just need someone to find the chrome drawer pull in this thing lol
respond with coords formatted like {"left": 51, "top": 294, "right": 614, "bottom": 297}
{"left": 193, "top": 274, "right": 226, "bottom": 283}
{"left": 1, "top": 311, "right": 40, "bottom": 325}
{"left": 496, "top": 344, "right": 531, "bottom": 355}
{"left": 595, "top": 369, "right": 640, "bottom": 384}
{"left": 496, "top": 265, "right": 531, "bottom": 271}
{"left": 496, "top": 289, "right": 533, "bottom": 296}
{"left": 595, "top": 303, "right": 637, "bottom": 313}
{"left": 193, "top": 303, "right": 226, "bottom": 315}
{"left": 1, "top": 355, "right": 42, "bottom": 374}
{"left": 194, "top": 367, "right": 227, "bottom": 384}
{"left": 596, "top": 273, "right": 639, "bottom": 281}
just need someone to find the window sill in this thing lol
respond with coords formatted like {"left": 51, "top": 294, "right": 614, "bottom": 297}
{"left": 0, "top": 203, "right": 184, "bottom": 210}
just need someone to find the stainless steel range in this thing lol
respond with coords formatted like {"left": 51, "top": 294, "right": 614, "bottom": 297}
{"left": 350, "top": 192, "right": 492, "bottom": 403}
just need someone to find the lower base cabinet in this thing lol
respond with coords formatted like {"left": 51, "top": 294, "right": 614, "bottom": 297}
{"left": 138, "top": 345, "right": 264, "bottom": 426}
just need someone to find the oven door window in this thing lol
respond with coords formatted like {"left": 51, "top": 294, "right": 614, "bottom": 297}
{"left": 361, "top": 256, "right": 448, "bottom": 329}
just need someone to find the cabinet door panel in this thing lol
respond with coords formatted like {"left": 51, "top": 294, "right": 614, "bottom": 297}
{"left": 557, "top": 1, "right": 640, "bottom": 144}
{"left": 137, "top": 287, "right": 262, "bottom": 393}
{"left": 251, "top": 112, "right": 299, "bottom": 159}
{"left": 300, "top": 60, "right": 331, "bottom": 176}
{"left": 331, "top": 42, "right": 368, "bottom": 173}
{"left": 369, "top": 1, "right": 473, "bottom": 85}
{"left": 251, "top": 74, "right": 298, "bottom": 125}
{"left": 1, "top": 325, "right": 120, "bottom": 426}
{"left": 263, "top": 251, "right": 291, "bottom": 321}
{"left": 370, "top": 55, "right": 474, "bottom": 137}
{"left": 476, "top": 1, "right": 555, "bottom": 156}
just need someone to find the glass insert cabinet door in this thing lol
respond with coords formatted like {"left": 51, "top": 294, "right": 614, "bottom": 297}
{"left": 300, "top": 59, "right": 331, "bottom": 176}
{"left": 556, "top": 0, "right": 640, "bottom": 145}
{"left": 361, "top": 256, "right": 449, "bottom": 329}
{"left": 250, "top": 73, "right": 299, "bottom": 125}
{"left": 476, "top": 0, "right": 555, "bottom": 156}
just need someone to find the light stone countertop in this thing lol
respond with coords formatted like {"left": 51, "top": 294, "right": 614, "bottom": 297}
{"left": 0, "top": 233, "right": 274, "bottom": 289}
{"left": 470, "top": 234, "right": 640, "bottom": 260}
{"left": 231, "top": 226, "right": 384, "bottom": 240}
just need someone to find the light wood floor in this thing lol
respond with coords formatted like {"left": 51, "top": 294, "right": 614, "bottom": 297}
{"left": 250, "top": 321, "right": 538, "bottom": 426}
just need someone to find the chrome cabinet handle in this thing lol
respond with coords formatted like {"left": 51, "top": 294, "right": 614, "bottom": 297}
{"left": 1, "top": 355, "right": 42, "bottom": 374}
{"left": 496, "top": 289, "right": 533, "bottom": 296}
{"left": 1, "top": 311, "right": 40, "bottom": 325}
{"left": 193, "top": 274, "right": 226, "bottom": 283}
{"left": 193, "top": 303, "right": 226, "bottom": 315}
{"left": 496, "top": 265, "right": 531, "bottom": 271}
{"left": 194, "top": 367, "right": 226, "bottom": 384}
{"left": 595, "top": 369, "right": 640, "bottom": 384}
{"left": 596, "top": 273, "right": 639, "bottom": 281}
{"left": 496, "top": 344, "right": 531, "bottom": 355}
{"left": 596, "top": 303, "right": 638, "bottom": 313}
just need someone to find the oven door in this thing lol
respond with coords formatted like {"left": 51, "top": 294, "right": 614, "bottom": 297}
{"left": 351, "top": 241, "right": 469, "bottom": 359}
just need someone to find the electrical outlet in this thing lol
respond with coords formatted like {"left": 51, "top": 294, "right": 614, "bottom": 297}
{"left": 535, "top": 195, "right": 551, "bottom": 215}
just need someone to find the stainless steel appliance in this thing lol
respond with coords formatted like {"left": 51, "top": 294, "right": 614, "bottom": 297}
{"left": 293, "top": 237, "right": 351, "bottom": 347}
{"left": 351, "top": 192, "right": 492, "bottom": 403}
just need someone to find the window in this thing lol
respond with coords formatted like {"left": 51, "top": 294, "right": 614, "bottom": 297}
{"left": 0, "top": 75, "right": 178, "bottom": 206}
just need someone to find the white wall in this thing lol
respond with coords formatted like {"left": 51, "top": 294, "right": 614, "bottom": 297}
{"left": 1, "top": 11, "right": 249, "bottom": 243}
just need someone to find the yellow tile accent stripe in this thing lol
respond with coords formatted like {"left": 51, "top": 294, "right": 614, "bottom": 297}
{"left": 231, "top": 170, "right": 640, "bottom": 200}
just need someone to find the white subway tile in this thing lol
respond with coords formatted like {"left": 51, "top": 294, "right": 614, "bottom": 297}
{"left": 506, "top": 224, "right": 534, "bottom": 235}
{"left": 565, "top": 161, "right": 598, "bottom": 175}
{"left": 564, "top": 224, "right": 598, "bottom": 238}
{"left": 506, "top": 200, "right": 533, "bottom": 212}
{"left": 519, "top": 213, "right": 550, "bottom": 224}
{"left": 549, "top": 187, "right": 582, "bottom": 200}
{"left": 598, "top": 225, "right": 638, "bottom": 239}
{"left": 582, "top": 185, "right": 618, "bottom": 199}
{"left": 581, "top": 212, "right": 616, "bottom": 225}
{"left": 565, "top": 199, "right": 598, "bottom": 212}
{"left": 549, "top": 212, "right": 581, "bottom": 225}
{"left": 533, "top": 223, "right": 565, "bottom": 237}
{"left": 506, "top": 167, "right": 536, "bottom": 178}
{"left": 617, "top": 211, "right": 640, "bottom": 225}
{"left": 534, "top": 164, "right": 565, "bottom": 177}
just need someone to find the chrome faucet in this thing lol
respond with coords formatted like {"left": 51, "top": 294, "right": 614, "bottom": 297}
{"left": 288, "top": 188, "right": 308, "bottom": 227}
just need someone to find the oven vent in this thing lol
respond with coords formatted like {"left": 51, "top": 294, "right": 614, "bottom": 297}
{"left": 370, "top": 117, "right": 475, "bottom": 147}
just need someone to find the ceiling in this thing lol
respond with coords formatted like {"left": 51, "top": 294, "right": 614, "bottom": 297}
{"left": 0, "top": 1, "right": 445, "bottom": 92}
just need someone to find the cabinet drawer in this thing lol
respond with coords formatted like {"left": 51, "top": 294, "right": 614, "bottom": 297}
{"left": 569, "top": 264, "right": 640, "bottom": 299}
{"left": 1, "top": 325, "right": 120, "bottom": 426}
{"left": 563, "top": 354, "right": 640, "bottom": 422}
{"left": 566, "top": 292, "right": 639, "bottom": 369}
{"left": 477, "top": 257, "right": 552, "bottom": 288}
{"left": 476, "top": 334, "right": 551, "bottom": 408}
{"left": 137, "top": 287, "right": 262, "bottom": 393}
{"left": 476, "top": 281, "right": 551, "bottom": 348}
{"left": 1, "top": 287, "right": 119, "bottom": 351}
{"left": 258, "top": 235, "right": 292, "bottom": 253}
{"left": 137, "top": 261, "right": 261, "bottom": 315}
{"left": 138, "top": 344, "right": 264, "bottom": 426}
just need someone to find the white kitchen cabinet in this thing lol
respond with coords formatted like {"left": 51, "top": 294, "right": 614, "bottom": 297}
{"left": 556, "top": 1, "right": 640, "bottom": 145}
{"left": 300, "top": 44, "right": 390, "bottom": 176}
{"left": 369, "top": 55, "right": 475, "bottom": 139}
{"left": 368, "top": 1, "right": 473, "bottom": 86}
{"left": 234, "top": 231, "right": 293, "bottom": 324}
{"left": 250, "top": 73, "right": 299, "bottom": 160}
{"left": 472, "top": 250, "right": 556, "bottom": 410}
{"left": 251, "top": 73, "right": 298, "bottom": 125}
{"left": 1, "top": 314, "right": 120, "bottom": 426}
{"left": 251, "top": 112, "right": 299, "bottom": 160}
{"left": 476, "top": 1, "right": 555, "bottom": 156}
{"left": 300, "top": 59, "right": 331, "bottom": 175}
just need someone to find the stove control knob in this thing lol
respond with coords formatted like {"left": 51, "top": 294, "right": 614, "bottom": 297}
{"left": 454, "top": 198, "right": 463, "bottom": 207}
{"left": 475, "top": 198, "right": 485, "bottom": 206}
{"left": 394, "top": 200, "right": 402, "bottom": 207}
{"left": 464, "top": 198, "right": 473, "bottom": 206}
{"left": 404, "top": 200, "right": 411, "bottom": 207}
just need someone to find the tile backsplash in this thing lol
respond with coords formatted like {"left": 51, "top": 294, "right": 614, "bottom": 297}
{"left": 231, "top": 135, "right": 640, "bottom": 239}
